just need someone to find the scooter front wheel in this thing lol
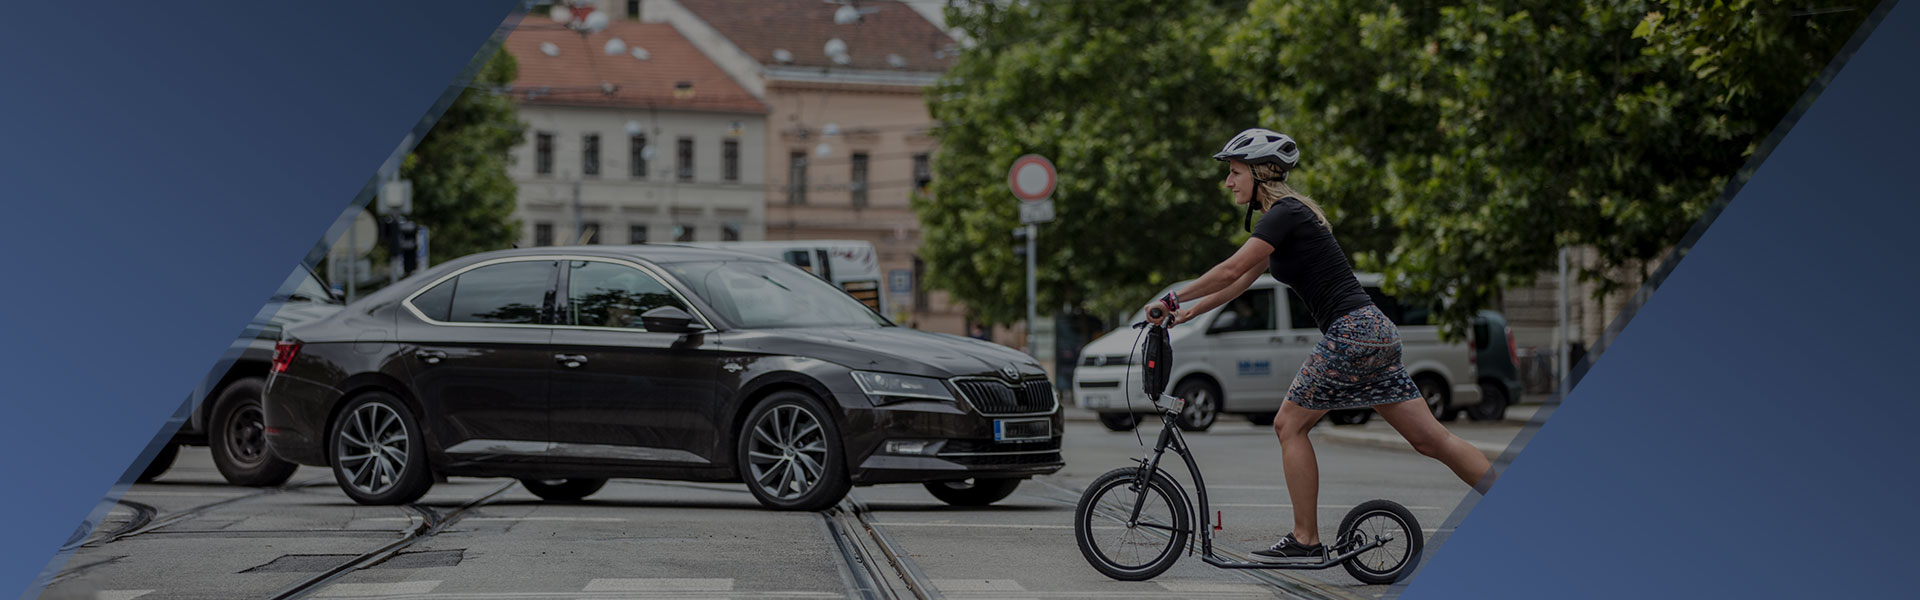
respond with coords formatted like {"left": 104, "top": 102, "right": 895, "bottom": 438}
{"left": 1336, "top": 499, "right": 1424, "bottom": 585}
{"left": 1074, "top": 467, "right": 1191, "bottom": 581}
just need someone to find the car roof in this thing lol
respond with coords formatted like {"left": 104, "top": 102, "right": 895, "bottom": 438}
{"left": 453, "top": 244, "right": 783, "bottom": 265}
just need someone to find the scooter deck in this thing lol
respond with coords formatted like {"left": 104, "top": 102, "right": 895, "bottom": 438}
{"left": 1202, "top": 554, "right": 1341, "bottom": 570}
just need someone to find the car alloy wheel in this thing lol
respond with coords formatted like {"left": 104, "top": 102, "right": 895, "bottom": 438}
{"left": 746, "top": 404, "right": 829, "bottom": 501}
{"left": 336, "top": 401, "right": 411, "bottom": 497}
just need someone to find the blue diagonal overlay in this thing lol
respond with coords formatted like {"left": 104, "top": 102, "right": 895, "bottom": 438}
{"left": 0, "top": 2, "right": 518, "bottom": 598}
{"left": 1404, "top": 2, "right": 1920, "bottom": 599}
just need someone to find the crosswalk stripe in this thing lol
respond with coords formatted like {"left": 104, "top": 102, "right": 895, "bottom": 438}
{"left": 933, "top": 579, "right": 1026, "bottom": 592}
{"left": 315, "top": 580, "right": 443, "bottom": 597}
{"left": 582, "top": 578, "right": 734, "bottom": 592}
{"left": 96, "top": 591, "right": 154, "bottom": 600}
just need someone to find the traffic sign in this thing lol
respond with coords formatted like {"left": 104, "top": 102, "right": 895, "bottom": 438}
{"left": 1019, "top": 200, "right": 1054, "bottom": 224}
{"left": 1007, "top": 154, "right": 1056, "bottom": 201}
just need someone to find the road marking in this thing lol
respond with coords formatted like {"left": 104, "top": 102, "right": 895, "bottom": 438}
{"left": 867, "top": 521, "right": 1072, "bottom": 530}
{"left": 934, "top": 579, "right": 1026, "bottom": 592}
{"left": 1158, "top": 581, "right": 1274, "bottom": 594}
{"left": 121, "top": 491, "right": 250, "bottom": 497}
{"left": 583, "top": 578, "right": 734, "bottom": 592}
{"left": 315, "top": 580, "right": 442, "bottom": 597}
{"left": 96, "top": 591, "right": 154, "bottom": 600}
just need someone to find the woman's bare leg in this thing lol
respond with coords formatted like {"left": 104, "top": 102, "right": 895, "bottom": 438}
{"left": 1373, "top": 398, "right": 1494, "bottom": 489}
{"left": 1273, "top": 401, "right": 1329, "bottom": 544}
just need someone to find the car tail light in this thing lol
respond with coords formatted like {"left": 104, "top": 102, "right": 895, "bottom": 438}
{"left": 272, "top": 341, "right": 301, "bottom": 373}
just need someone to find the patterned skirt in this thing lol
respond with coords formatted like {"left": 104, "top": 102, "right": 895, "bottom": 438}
{"left": 1284, "top": 304, "right": 1425, "bottom": 411}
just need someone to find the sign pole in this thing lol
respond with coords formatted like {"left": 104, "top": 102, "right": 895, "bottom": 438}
{"left": 1026, "top": 224, "right": 1037, "bottom": 358}
{"left": 1008, "top": 154, "right": 1057, "bottom": 360}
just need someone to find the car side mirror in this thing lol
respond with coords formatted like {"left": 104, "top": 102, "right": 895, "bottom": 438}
{"left": 641, "top": 306, "right": 707, "bottom": 334}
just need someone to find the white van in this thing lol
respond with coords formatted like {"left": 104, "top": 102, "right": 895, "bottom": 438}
{"left": 682, "top": 240, "right": 887, "bottom": 312}
{"left": 1071, "top": 273, "right": 1482, "bottom": 431}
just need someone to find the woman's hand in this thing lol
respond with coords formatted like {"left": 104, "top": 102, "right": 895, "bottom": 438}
{"left": 1172, "top": 307, "right": 1200, "bottom": 325}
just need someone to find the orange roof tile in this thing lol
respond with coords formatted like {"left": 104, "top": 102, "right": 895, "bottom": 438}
{"left": 504, "top": 20, "right": 767, "bottom": 113}
{"left": 677, "top": 0, "right": 954, "bottom": 73}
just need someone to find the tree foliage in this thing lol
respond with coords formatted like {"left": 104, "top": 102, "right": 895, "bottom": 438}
{"left": 402, "top": 47, "right": 527, "bottom": 266}
{"left": 919, "top": 0, "right": 1259, "bottom": 325}
{"left": 924, "top": 0, "right": 1868, "bottom": 337}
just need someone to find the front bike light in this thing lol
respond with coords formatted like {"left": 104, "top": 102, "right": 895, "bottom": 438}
{"left": 852, "top": 371, "right": 957, "bottom": 405}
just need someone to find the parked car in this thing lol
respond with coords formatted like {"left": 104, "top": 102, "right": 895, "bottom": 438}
{"left": 681, "top": 240, "right": 887, "bottom": 312}
{"left": 139, "top": 263, "right": 343, "bottom": 484}
{"left": 1071, "top": 274, "right": 1484, "bottom": 431}
{"left": 1467, "top": 309, "right": 1524, "bottom": 421}
{"left": 263, "top": 245, "right": 1062, "bottom": 510}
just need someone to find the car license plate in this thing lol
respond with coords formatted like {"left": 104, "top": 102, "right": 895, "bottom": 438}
{"left": 1078, "top": 392, "right": 1113, "bottom": 408}
{"left": 995, "top": 418, "right": 1051, "bottom": 442}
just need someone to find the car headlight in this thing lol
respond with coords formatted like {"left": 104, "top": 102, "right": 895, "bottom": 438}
{"left": 851, "top": 371, "right": 956, "bottom": 404}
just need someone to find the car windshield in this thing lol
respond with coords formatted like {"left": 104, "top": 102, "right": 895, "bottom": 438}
{"left": 290, "top": 267, "right": 340, "bottom": 304}
{"left": 666, "top": 260, "right": 890, "bottom": 329}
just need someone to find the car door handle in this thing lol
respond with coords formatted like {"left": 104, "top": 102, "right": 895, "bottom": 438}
{"left": 555, "top": 354, "right": 588, "bottom": 368}
{"left": 414, "top": 350, "right": 446, "bottom": 364}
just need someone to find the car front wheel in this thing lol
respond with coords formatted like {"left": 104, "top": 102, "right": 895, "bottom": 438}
{"left": 738, "top": 391, "right": 850, "bottom": 511}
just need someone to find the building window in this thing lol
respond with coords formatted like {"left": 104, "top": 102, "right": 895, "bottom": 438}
{"left": 788, "top": 152, "right": 808, "bottom": 204}
{"left": 913, "top": 255, "right": 930, "bottom": 312}
{"left": 674, "top": 223, "right": 696, "bottom": 242}
{"left": 535, "top": 133, "right": 554, "bottom": 175}
{"left": 534, "top": 222, "right": 553, "bottom": 247}
{"left": 912, "top": 152, "right": 931, "bottom": 189}
{"left": 677, "top": 137, "right": 694, "bottom": 181}
{"left": 581, "top": 134, "right": 600, "bottom": 176}
{"left": 723, "top": 139, "right": 739, "bottom": 182}
{"left": 629, "top": 224, "right": 648, "bottom": 244}
{"left": 850, "top": 152, "right": 870, "bottom": 208}
{"left": 626, "top": 0, "right": 640, "bottom": 19}
{"left": 629, "top": 134, "right": 648, "bottom": 178}
{"left": 580, "top": 221, "right": 600, "bottom": 244}
{"left": 722, "top": 221, "right": 741, "bottom": 241}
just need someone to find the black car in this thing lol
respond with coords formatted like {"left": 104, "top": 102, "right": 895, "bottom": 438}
{"left": 141, "top": 263, "right": 343, "bottom": 485}
{"left": 263, "top": 245, "right": 1063, "bottom": 510}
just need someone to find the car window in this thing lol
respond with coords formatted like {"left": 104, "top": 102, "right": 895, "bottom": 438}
{"left": 412, "top": 278, "right": 456, "bottom": 322}
{"left": 567, "top": 260, "right": 689, "bottom": 330}
{"left": 445, "top": 261, "right": 554, "bottom": 324}
{"left": 1209, "top": 288, "right": 1275, "bottom": 334}
{"left": 667, "top": 260, "right": 888, "bottom": 329}
{"left": 1364, "top": 286, "right": 1434, "bottom": 326}
{"left": 1285, "top": 288, "right": 1316, "bottom": 330}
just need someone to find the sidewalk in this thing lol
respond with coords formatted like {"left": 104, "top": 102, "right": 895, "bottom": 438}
{"left": 1064, "top": 395, "right": 1547, "bottom": 461}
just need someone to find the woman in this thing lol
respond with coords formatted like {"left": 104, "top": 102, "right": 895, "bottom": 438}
{"left": 1146, "top": 128, "right": 1494, "bottom": 560}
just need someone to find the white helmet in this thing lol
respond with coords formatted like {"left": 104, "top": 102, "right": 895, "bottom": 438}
{"left": 1213, "top": 128, "right": 1299, "bottom": 171}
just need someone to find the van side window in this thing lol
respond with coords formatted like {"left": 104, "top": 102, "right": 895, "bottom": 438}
{"left": 1208, "top": 288, "right": 1275, "bottom": 333}
{"left": 1285, "top": 288, "right": 1316, "bottom": 330}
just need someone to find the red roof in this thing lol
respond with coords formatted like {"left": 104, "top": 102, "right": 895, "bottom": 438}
{"left": 504, "top": 20, "right": 767, "bottom": 113}
{"left": 677, "top": 0, "right": 954, "bottom": 73}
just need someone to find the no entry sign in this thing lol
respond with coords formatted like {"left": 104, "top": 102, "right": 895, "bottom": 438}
{"left": 1009, "top": 154, "right": 1056, "bottom": 224}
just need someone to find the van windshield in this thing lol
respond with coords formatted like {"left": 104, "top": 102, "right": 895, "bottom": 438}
{"left": 666, "top": 260, "right": 891, "bottom": 329}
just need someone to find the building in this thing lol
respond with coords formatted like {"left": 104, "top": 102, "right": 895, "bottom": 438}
{"left": 621, "top": 0, "right": 978, "bottom": 334}
{"left": 503, "top": 18, "right": 770, "bottom": 247}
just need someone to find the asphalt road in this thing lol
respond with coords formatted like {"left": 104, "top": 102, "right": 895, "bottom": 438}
{"left": 42, "top": 417, "right": 1483, "bottom": 600}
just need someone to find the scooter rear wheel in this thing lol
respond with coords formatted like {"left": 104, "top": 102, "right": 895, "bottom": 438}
{"left": 1074, "top": 467, "right": 1191, "bottom": 581}
{"left": 1336, "top": 499, "right": 1423, "bottom": 584}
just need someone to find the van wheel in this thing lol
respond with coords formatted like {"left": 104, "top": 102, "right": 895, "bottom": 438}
{"left": 1417, "top": 376, "right": 1458, "bottom": 422}
{"left": 1097, "top": 412, "right": 1138, "bottom": 432}
{"left": 1467, "top": 382, "right": 1510, "bottom": 421}
{"left": 210, "top": 377, "right": 298, "bottom": 487}
{"left": 923, "top": 478, "right": 1021, "bottom": 506}
{"left": 1328, "top": 410, "right": 1371, "bottom": 426}
{"left": 1173, "top": 379, "right": 1220, "bottom": 432}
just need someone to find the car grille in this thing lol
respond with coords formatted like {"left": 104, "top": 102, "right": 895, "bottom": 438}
{"left": 952, "top": 378, "right": 1057, "bottom": 415}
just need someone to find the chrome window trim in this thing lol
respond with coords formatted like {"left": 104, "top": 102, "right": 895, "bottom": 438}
{"left": 400, "top": 254, "right": 718, "bottom": 333}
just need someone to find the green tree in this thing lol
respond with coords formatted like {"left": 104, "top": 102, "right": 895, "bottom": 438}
{"left": 919, "top": 0, "right": 1259, "bottom": 327}
{"left": 402, "top": 47, "right": 527, "bottom": 266}
{"left": 1222, "top": 0, "right": 1867, "bottom": 336}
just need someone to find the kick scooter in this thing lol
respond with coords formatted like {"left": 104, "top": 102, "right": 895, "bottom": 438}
{"left": 1072, "top": 306, "right": 1424, "bottom": 584}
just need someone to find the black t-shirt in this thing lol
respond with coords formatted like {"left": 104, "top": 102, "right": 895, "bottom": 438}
{"left": 1248, "top": 198, "right": 1371, "bottom": 333}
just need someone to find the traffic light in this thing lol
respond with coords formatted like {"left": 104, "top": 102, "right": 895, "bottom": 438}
{"left": 396, "top": 220, "right": 420, "bottom": 273}
{"left": 1012, "top": 227, "right": 1029, "bottom": 260}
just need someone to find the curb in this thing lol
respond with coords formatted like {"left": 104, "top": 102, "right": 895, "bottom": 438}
{"left": 1314, "top": 428, "right": 1506, "bottom": 461}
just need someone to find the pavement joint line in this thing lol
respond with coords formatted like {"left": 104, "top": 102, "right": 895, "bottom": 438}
{"left": 582, "top": 578, "right": 734, "bottom": 592}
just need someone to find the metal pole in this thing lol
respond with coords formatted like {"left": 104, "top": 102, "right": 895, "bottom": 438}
{"left": 345, "top": 220, "right": 356, "bottom": 303}
{"left": 1557, "top": 246, "right": 1570, "bottom": 400}
{"left": 1026, "top": 224, "right": 1037, "bottom": 359}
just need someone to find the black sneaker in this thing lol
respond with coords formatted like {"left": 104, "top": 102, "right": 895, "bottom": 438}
{"left": 1251, "top": 533, "right": 1324, "bottom": 561}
